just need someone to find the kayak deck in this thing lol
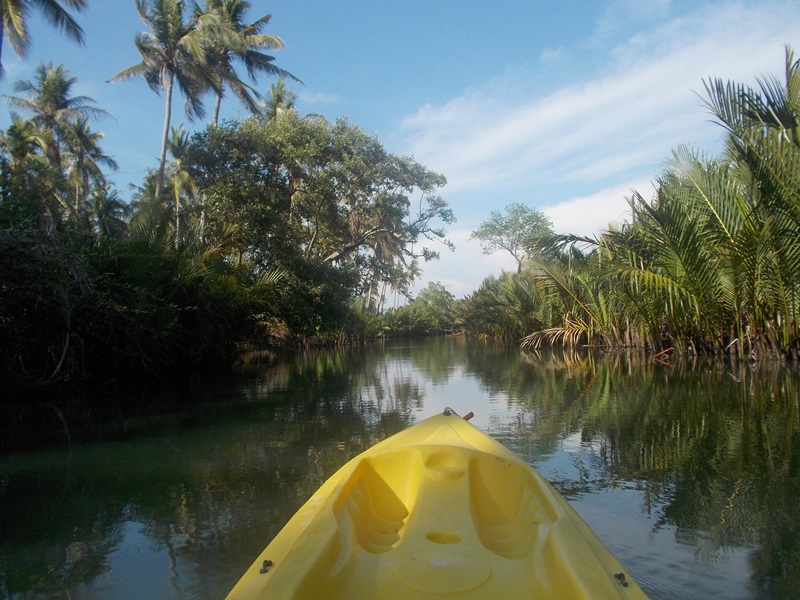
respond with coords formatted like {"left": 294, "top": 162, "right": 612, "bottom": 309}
{"left": 226, "top": 411, "right": 647, "bottom": 599}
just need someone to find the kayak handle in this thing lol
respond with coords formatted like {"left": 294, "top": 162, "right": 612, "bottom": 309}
{"left": 443, "top": 407, "right": 474, "bottom": 421}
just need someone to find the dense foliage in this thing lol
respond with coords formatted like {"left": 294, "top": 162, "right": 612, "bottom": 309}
{"left": 460, "top": 47, "right": 800, "bottom": 360}
{"left": 3, "top": 0, "right": 798, "bottom": 399}
{"left": 0, "top": 2, "right": 454, "bottom": 394}
{"left": 0, "top": 101, "right": 452, "bottom": 392}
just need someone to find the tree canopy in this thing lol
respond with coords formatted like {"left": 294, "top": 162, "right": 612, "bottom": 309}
{"left": 470, "top": 203, "right": 553, "bottom": 273}
{"left": 460, "top": 46, "right": 800, "bottom": 359}
{"left": 186, "top": 111, "right": 454, "bottom": 303}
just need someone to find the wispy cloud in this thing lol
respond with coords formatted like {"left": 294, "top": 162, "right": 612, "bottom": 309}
{"left": 401, "top": 0, "right": 800, "bottom": 293}
{"left": 539, "top": 46, "right": 566, "bottom": 66}
{"left": 397, "top": 1, "right": 799, "bottom": 204}
{"left": 299, "top": 90, "right": 341, "bottom": 107}
{"left": 591, "top": 0, "right": 672, "bottom": 45}
{"left": 543, "top": 180, "right": 654, "bottom": 237}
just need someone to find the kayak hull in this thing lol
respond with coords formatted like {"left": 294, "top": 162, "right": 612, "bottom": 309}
{"left": 226, "top": 411, "right": 648, "bottom": 599}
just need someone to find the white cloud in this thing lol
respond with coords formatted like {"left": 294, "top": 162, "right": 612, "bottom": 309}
{"left": 299, "top": 90, "right": 340, "bottom": 106}
{"left": 398, "top": 1, "right": 799, "bottom": 204}
{"left": 591, "top": 0, "right": 672, "bottom": 44}
{"left": 413, "top": 228, "right": 517, "bottom": 299}
{"left": 543, "top": 180, "right": 653, "bottom": 237}
{"left": 400, "top": 0, "right": 800, "bottom": 295}
{"left": 539, "top": 46, "right": 566, "bottom": 65}
{"left": 415, "top": 182, "right": 650, "bottom": 297}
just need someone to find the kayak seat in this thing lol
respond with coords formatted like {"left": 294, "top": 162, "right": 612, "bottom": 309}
{"left": 469, "top": 452, "right": 551, "bottom": 559}
{"left": 332, "top": 449, "right": 421, "bottom": 555}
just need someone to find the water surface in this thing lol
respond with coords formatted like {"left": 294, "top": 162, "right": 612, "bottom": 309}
{"left": 1, "top": 337, "right": 799, "bottom": 599}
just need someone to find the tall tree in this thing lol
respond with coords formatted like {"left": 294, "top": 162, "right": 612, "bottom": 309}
{"left": 3, "top": 62, "right": 108, "bottom": 168}
{"left": 199, "top": 0, "right": 298, "bottom": 126}
{"left": 0, "top": 0, "right": 86, "bottom": 78}
{"left": 0, "top": 112, "right": 64, "bottom": 225}
{"left": 470, "top": 203, "right": 554, "bottom": 273}
{"left": 185, "top": 113, "right": 454, "bottom": 300}
{"left": 0, "top": 111, "right": 49, "bottom": 170}
{"left": 410, "top": 281, "right": 456, "bottom": 332}
{"left": 165, "top": 124, "right": 196, "bottom": 246}
{"left": 110, "top": 0, "right": 219, "bottom": 202}
{"left": 88, "top": 182, "right": 129, "bottom": 243}
{"left": 61, "top": 116, "right": 118, "bottom": 217}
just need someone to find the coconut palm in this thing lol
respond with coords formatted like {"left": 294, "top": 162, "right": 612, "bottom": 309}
{"left": 0, "top": 0, "right": 86, "bottom": 78}
{"left": 110, "top": 0, "right": 219, "bottom": 202}
{"left": 0, "top": 111, "right": 49, "bottom": 170}
{"left": 199, "top": 0, "right": 298, "bottom": 126}
{"left": 88, "top": 183, "right": 129, "bottom": 243}
{"left": 165, "top": 125, "right": 196, "bottom": 247}
{"left": 61, "top": 116, "right": 118, "bottom": 217}
{"left": 3, "top": 62, "right": 108, "bottom": 167}
{"left": 388, "top": 258, "right": 420, "bottom": 309}
{"left": 0, "top": 112, "right": 72, "bottom": 223}
{"left": 263, "top": 78, "right": 298, "bottom": 120}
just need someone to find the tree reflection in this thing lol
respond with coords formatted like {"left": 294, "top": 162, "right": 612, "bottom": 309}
{"left": 459, "top": 348, "right": 800, "bottom": 596}
{"left": 0, "top": 344, "right": 425, "bottom": 597}
{"left": 1, "top": 341, "right": 799, "bottom": 598}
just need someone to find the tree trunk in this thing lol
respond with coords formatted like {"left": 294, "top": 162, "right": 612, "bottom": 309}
{"left": 364, "top": 280, "right": 373, "bottom": 310}
{"left": 74, "top": 182, "right": 81, "bottom": 218}
{"left": 377, "top": 281, "right": 387, "bottom": 313}
{"left": 174, "top": 188, "right": 181, "bottom": 250}
{"left": 199, "top": 198, "right": 206, "bottom": 239}
{"left": 305, "top": 225, "right": 318, "bottom": 258}
{"left": 155, "top": 74, "right": 174, "bottom": 202}
{"left": 212, "top": 91, "right": 222, "bottom": 127}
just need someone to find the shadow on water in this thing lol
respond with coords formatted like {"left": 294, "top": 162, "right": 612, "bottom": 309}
{"left": 1, "top": 338, "right": 799, "bottom": 599}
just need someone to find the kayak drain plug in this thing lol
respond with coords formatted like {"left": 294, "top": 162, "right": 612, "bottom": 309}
{"left": 614, "top": 572, "right": 628, "bottom": 587}
{"left": 260, "top": 560, "right": 274, "bottom": 574}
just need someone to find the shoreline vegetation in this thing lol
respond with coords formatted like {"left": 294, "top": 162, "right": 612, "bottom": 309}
{"left": 1, "top": 3, "right": 799, "bottom": 397}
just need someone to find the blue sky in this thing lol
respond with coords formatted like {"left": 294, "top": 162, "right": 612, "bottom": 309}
{"left": 2, "top": 0, "right": 800, "bottom": 297}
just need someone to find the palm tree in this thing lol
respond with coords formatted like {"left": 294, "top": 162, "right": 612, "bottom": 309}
{"left": 457, "top": 49, "right": 800, "bottom": 356}
{"left": 3, "top": 62, "right": 108, "bottom": 168}
{"left": 702, "top": 45, "right": 800, "bottom": 354}
{"left": 263, "top": 78, "right": 297, "bottom": 120}
{"left": 199, "top": 0, "right": 298, "bottom": 126}
{"left": 88, "top": 183, "right": 129, "bottom": 243}
{"left": 110, "top": 0, "right": 219, "bottom": 202}
{"left": 0, "top": 112, "right": 71, "bottom": 223}
{"left": 165, "top": 125, "right": 196, "bottom": 246}
{"left": 61, "top": 116, "right": 118, "bottom": 217}
{"left": 389, "top": 258, "right": 420, "bottom": 308}
{"left": 0, "top": 0, "right": 86, "bottom": 78}
{"left": 704, "top": 45, "right": 800, "bottom": 145}
{"left": 0, "top": 112, "right": 49, "bottom": 170}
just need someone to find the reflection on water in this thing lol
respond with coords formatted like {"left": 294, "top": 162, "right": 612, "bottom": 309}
{"left": 1, "top": 337, "right": 799, "bottom": 599}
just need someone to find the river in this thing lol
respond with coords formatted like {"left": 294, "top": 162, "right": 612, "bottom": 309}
{"left": 1, "top": 337, "right": 799, "bottom": 599}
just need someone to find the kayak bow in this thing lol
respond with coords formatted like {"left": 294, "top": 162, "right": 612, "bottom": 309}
{"left": 226, "top": 409, "right": 648, "bottom": 599}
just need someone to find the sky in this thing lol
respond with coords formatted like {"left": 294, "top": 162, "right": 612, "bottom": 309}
{"left": 2, "top": 0, "right": 800, "bottom": 298}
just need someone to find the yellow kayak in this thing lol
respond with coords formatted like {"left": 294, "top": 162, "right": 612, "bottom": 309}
{"left": 226, "top": 409, "right": 648, "bottom": 599}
